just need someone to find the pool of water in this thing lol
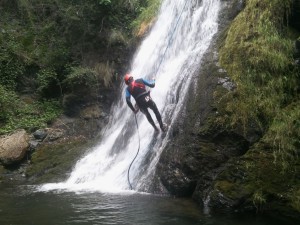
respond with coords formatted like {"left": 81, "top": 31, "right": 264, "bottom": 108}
{"left": 0, "top": 183, "right": 296, "bottom": 225}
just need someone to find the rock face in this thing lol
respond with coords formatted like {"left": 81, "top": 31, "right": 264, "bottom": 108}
{"left": 153, "top": 0, "right": 249, "bottom": 198}
{"left": 0, "top": 130, "right": 29, "bottom": 165}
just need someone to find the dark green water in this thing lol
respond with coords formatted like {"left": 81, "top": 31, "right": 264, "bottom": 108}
{"left": 0, "top": 184, "right": 296, "bottom": 225}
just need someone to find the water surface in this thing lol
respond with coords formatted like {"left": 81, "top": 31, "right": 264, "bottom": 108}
{"left": 0, "top": 184, "right": 295, "bottom": 225}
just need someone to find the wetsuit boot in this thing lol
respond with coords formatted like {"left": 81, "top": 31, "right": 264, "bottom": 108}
{"left": 159, "top": 121, "right": 167, "bottom": 132}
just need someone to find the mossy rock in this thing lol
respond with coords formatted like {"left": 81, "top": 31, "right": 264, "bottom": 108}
{"left": 25, "top": 136, "right": 93, "bottom": 183}
{"left": 209, "top": 143, "right": 300, "bottom": 219}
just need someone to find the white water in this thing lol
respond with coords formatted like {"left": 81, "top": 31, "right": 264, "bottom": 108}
{"left": 39, "top": 0, "right": 220, "bottom": 193}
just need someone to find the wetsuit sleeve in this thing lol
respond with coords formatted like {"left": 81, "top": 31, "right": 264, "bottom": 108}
{"left": 125, "top": 88, "right": 135, "bottom": 112}
{"left": 142, "top": 78, "right": 155, "bottom": 88}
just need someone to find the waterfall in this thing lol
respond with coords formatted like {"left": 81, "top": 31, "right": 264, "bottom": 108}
{"left": 40, "top": 0, "right": 220, "bottom": 193}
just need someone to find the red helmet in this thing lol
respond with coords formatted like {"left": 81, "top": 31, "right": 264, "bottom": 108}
{"left": 124, "top": 73, "right": 133, "bottom": 85}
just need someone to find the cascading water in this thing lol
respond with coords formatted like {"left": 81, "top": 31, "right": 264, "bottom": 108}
{"left": 40, "top": 0, "right": 220, "bottom": 193}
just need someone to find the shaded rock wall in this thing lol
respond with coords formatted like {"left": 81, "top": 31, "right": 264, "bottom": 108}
{"left": 291, "top": 0, "right": 300, "bottom": 30}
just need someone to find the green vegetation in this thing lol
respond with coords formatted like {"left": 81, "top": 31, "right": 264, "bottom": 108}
{"left": 214, "top": 0, "right": 300, "bottom": 214}
{"left": 264, "top": 102, "right": 300, "bottom": 169}
{"left": 252, "top": 189, "right": 266, "bottom": 211}
{"left": 0, "top": 0, "right": 161, "bottom": 134}
{"left": 131, "top": 0, "right": 161, "bottom": 35}
{"left": 218, "top": 0, "right": 299, "bottom": 165}
{"left": 212, "top": 148, "right": 300, "bottom": 214}
{"left": 0, "top": 85, "right": 62, "bottom": 134}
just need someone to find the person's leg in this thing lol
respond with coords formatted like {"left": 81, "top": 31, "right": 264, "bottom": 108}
{"left": 148, "top": 99, "right": 165, "bottom": 130}
{"left": 140, "top": 107, "right": 159, "bottom": 131}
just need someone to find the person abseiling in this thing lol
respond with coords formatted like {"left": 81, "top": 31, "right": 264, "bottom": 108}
{"left": 124, "top": 73, "right": 167, "bottom": 132}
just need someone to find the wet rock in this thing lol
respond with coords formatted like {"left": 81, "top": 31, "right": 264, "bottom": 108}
{"left": 208, "top": 158, "right": 254, "bottom": 211}
{"left": 219, "top": 0, "right": 245, "bottom": 28}
{"left": 25, "top": 136, "right": 89, "bottom": 182}
{"left": 208, "top": 148, "right": 300, "bottom": 218}
{"left": 158, "top": 156, "right": 197, "bottom": 197}
{"left": 29, "top": 140, "right": 40, "bottom": 150}
{"left": 0, "top": 130, "right": 29, "bottom": 165}
{"left": 44, "top": 129, "right": 65, "bottom": 142}
{"left": 218, "top": 77, "right": 236, "bottom": 91}
{"left": 33, "top": 129, "right": 48, "bottom": 140}
{"left": 153, "top": 0, "right": 250, "bottom": 204}
{"left": 158, "top": 129, "right": 249, "bottom": 198}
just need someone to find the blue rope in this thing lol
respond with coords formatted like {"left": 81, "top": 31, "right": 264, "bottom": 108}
{"left": 127, "top": 1, "right": 188, "bottom": 190}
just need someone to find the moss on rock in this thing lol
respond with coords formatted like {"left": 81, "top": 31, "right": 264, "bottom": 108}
{"left": 219, "top": 0, "right": 298, "bottom": 132}
{"left": 208, "top": 0, "right": 300, "bottom": 218}
{"left": 210, "top": 142, "right": 300, "bottom": 218}
{"left": 25, "top": 136, "right": 92, "bottom": 183}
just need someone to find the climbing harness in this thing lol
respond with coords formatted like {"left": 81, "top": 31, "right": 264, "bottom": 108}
{"left": 127, "top": 1, "right": 188, "bottom": 190}
{"left": 127, "top": 114, "right": 141, "bottom": 190}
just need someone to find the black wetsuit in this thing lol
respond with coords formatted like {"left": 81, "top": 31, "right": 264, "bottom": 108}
{"left": 125, "top": 78, "right": 163, "bottom": 130}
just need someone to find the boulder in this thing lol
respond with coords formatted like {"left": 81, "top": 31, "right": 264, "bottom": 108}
{"left": 0, "top": 130, "right": 29, "bottom": 165}
{"left": 33, "top": 129, "right": 48, "bottom": 140}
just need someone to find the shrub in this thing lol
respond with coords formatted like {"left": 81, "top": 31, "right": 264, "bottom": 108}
{"left": 131, "top": 0, "right": 161, "bottom": 35}
{"left": 0, "top": 85, "right": 19, "bottom": 124}
{"left": 0, "top": 85, "right": 62, "bottom": 134}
